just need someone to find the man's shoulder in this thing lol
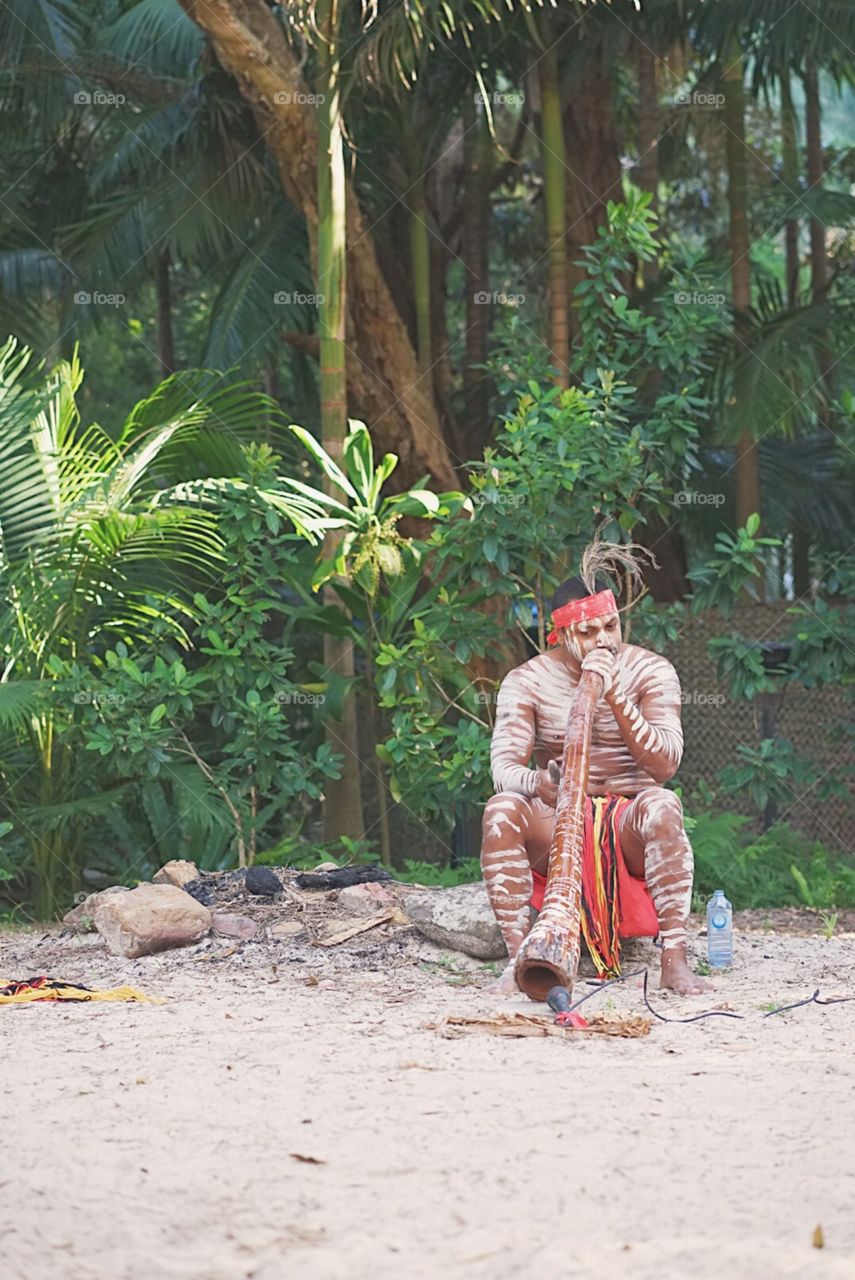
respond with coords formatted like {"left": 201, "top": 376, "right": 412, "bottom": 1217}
{"left": 621, "top": 643, "right": 680, "bottom": 688}
{"left": 500, "top": 651, "right": 567, "bottom": 693}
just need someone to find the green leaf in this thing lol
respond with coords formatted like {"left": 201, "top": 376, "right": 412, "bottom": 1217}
{"left": 149, "top": 703, "right": 167, "bottom": 726}
{"left": 289, "top": 425, "right": 358, "bottom": 500}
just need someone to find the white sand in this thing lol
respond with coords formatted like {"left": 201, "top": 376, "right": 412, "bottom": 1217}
{"left": 2, "top": 923, "right": 854, "bottom": 1280}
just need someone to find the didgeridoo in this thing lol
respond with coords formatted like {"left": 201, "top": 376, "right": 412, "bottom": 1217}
{"left": 514, "top": 667, "right": 604, "bottom": 1002}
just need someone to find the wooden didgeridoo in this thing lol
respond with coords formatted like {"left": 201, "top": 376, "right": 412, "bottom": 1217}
{"left": 514, "top": 667, "right": 604, "bottom": 1002}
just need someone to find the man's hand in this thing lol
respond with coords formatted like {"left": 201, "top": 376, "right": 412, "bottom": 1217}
{"left": 580, "top": 648, "right": 618, "bottom": 698}
{"left": 535, "top": 759, "right": 561, "bottom": 807}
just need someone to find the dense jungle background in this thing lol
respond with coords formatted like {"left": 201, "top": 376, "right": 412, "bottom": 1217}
{"left": 1, "top": 0, "right": 854, "bottom": 920}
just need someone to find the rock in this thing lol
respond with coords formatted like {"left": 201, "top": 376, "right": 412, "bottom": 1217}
{"left": 338, "top": 881, "right": 403, "bottom": 917}
{"left": 94, "top": 883, "right": 212, "bottom": 958}
{"left": 153, "top": 859, "right": 199, "bottom": 889}
{"left": 244, "top": 865, "right": 282, "bottom": 898}
{"left": 211, "top": 912, "right": 259, "bottom": 941}
{"left": 404, "top": 882, "right": 507, "bottom": 960}
{"left": 270, "top": 920, "right": 305, "bottom": 940}
{"left": 63, "top": 886, "right": 130, "bottom": 933}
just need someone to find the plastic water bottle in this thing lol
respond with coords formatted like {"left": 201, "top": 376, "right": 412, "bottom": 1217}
{"left": 706, "top": 889, "right": 733, "bottom": 968}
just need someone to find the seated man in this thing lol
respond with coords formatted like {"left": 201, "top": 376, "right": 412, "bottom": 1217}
{"left": 481, "top": 553, "right": 711, "bottom": 996}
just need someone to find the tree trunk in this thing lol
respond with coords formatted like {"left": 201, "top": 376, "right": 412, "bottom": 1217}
{"left": 804, "top": 60, "right": 827, "bottom": 302}
{"left": 562, "top": 48, "right": 625, "bottom": 324}
{"left": 462, "top": 94, "right": 494, "bottom": 454}
{"left": 635, "top": 34, "right": 660, "bottom": 286}
{"left": 780, "top": 71, "right": 800, "bottom": 308}
{"left": 723, "top": 48, "right": 762, "bottom": 532}
{"left": 408, "top": 170, "right": 431, "bottom": 373}
{"left": 539, "top": 44, "right": 570, "bottom": 388}
{"left": 781, "top": 71, "right": 810, "bottom": 590}
{"left": 316, "top": 0, "right": 364, "bottom": 844}
{"left": 177, "top": 0, "right": 457, "bottom": 491}
{"left": 155, "top": 248, "right": 176, "bottom": 375}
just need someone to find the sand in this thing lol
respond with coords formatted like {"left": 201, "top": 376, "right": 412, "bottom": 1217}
{"left": 2, "top": 920, "right": 854, "bottom": 1280}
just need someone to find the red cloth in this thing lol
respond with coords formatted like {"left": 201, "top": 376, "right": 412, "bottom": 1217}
{"left": 529, "top": 795, "right": 659, "bottom": 941}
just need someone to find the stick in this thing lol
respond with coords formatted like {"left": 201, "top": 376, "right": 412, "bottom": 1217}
{"left": 514, "top": 668, "right": 603, "bottom": 1001}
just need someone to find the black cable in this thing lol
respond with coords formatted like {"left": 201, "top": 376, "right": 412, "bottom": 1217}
{"left": 642, "top": 969, "right": 745, "bottom": 1023}
{"left": 764, "top": 989, "right": 855, "bottom": 1018}
{"left": 547, "top": 966, "right": 853, "bottom": 1026}
{"left": 570, "top": 967, "right": 647, "bottom": 1013}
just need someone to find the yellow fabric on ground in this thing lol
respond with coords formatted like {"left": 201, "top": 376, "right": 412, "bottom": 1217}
{"left": 0, "top": 977, "right": 164, "bottom": 1005}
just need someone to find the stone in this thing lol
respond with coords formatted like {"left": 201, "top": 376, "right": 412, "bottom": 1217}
{"left": 62, "top": 886, "right": 130, "bottom": 933}
{"left": 211, "top": 912, "right": 259, "bottom": 941}
{"left": 93, "top": 883, "right": 212, "bottom": 958}
{"left": 152, "top": 859, "right": 199, "bottom": 889}
{"left": 404, "top": 882, "right": 507, "bottom": 960}
{"left": 270, "top": 920, "right": 305, "bottom": 940}
{"left": 337, "top": 882, "right": 403, "bottom": 917}
{"left": 244, "top": 865, "right": 282, "bottom": 897}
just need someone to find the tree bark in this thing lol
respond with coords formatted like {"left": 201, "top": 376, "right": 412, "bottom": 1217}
{"left": 315, "top": 0, "right": 365, "bottom": 843}
{"left": 154, "top": 248, "right": 176, "bottom": 375}
{"left": 461, "top": 93, "right": 494, "bottom": 453}
{"left": 177, "top": 0, "right": 457, "bottom": 490}
{"left": 780, "top": 71, "right": 800, "bottom": 308}
{"left": 539, "top": 44, "right": 570, "bottom": 388}
{"left": 723, "top": 48, "right": 762, "bottom": 532}
{"left": 563, "top": 49, "right": 624, "bottom": 313}
{"left": 804, "top": 60, "right": 827, "bottom": 302}
{"left": 634, "top": 34, "right": 659, "bottom": 286}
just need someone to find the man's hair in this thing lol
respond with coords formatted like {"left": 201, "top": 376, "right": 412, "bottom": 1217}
{"left": 550, "top": 576, "right": 609, "bottom": 613}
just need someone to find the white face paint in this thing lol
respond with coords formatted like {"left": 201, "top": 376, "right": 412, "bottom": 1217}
{"left": 560, "top": 611, "right": 622, "bottom": 663}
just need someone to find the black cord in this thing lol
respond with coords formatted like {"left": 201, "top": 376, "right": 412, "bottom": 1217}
{"left": 570, "top": 967, "right": 647, "bottom": 1013}
{"left": 642, "top": 969, "right": 746, "bottom": 1023}
{"left": 554, "top": 967, "right": 853, "bottom": 1025}
{"left": 764, "top": 989, "right": 855, "bottom": 1018}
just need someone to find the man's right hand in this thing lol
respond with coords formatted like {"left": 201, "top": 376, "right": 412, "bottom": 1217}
{"left": 536, "top": 759, "right": 561, "bottom": 806}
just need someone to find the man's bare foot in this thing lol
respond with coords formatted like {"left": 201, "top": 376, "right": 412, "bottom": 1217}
{"left": 660, "top": 949, "right": 714, "bottom": 995}
{"left": 486, "top": 958, "right": 520, "bottom": 995}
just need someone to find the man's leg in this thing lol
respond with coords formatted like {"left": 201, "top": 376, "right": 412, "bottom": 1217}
{"left": 619, "top": 788, "right": 712, "bottom": 995}
{"left": 481, "top": 793, "right": 551, "bottom": 993}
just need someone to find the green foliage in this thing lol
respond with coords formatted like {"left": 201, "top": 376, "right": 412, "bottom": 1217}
{"left": 399, "top": 858, "right": 482, "bottom": 887}
{"left": 717, "top": 738, "right": 851, "bottom": 815}
{"left": 688, "top": 811, "right": 855, "bottom": 910}
{"left": 687, "top": 515, "right": 781, "bottom": 614}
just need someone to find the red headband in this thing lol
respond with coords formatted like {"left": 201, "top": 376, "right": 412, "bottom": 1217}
{"left": 547, "top": 589, "right": 618, "bottom": 645}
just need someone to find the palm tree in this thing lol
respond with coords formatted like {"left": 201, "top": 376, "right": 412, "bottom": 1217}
{"left": 0, "top": 338, "right": 281, "bottom": 916}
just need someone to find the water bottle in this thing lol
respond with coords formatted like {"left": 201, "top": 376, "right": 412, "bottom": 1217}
{"left": 706, "top": 889, "right": 733, "bottom": 968}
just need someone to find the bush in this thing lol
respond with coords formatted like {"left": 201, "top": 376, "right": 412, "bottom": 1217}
{"left": 688, "top": 811, "right": 855, "bottom": 910}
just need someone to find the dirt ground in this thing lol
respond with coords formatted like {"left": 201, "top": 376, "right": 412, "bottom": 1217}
{"left": 2, "top": 917, "right": 854, "bottom": 1280}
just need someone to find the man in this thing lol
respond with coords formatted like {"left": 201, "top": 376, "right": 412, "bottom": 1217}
{"left": 481, "top": 555, "right": 711, "bottom": 997}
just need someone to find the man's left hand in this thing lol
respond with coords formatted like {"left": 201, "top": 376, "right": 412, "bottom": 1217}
{"left": 580, "top": 649, "right": 618, "bottom": 698}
